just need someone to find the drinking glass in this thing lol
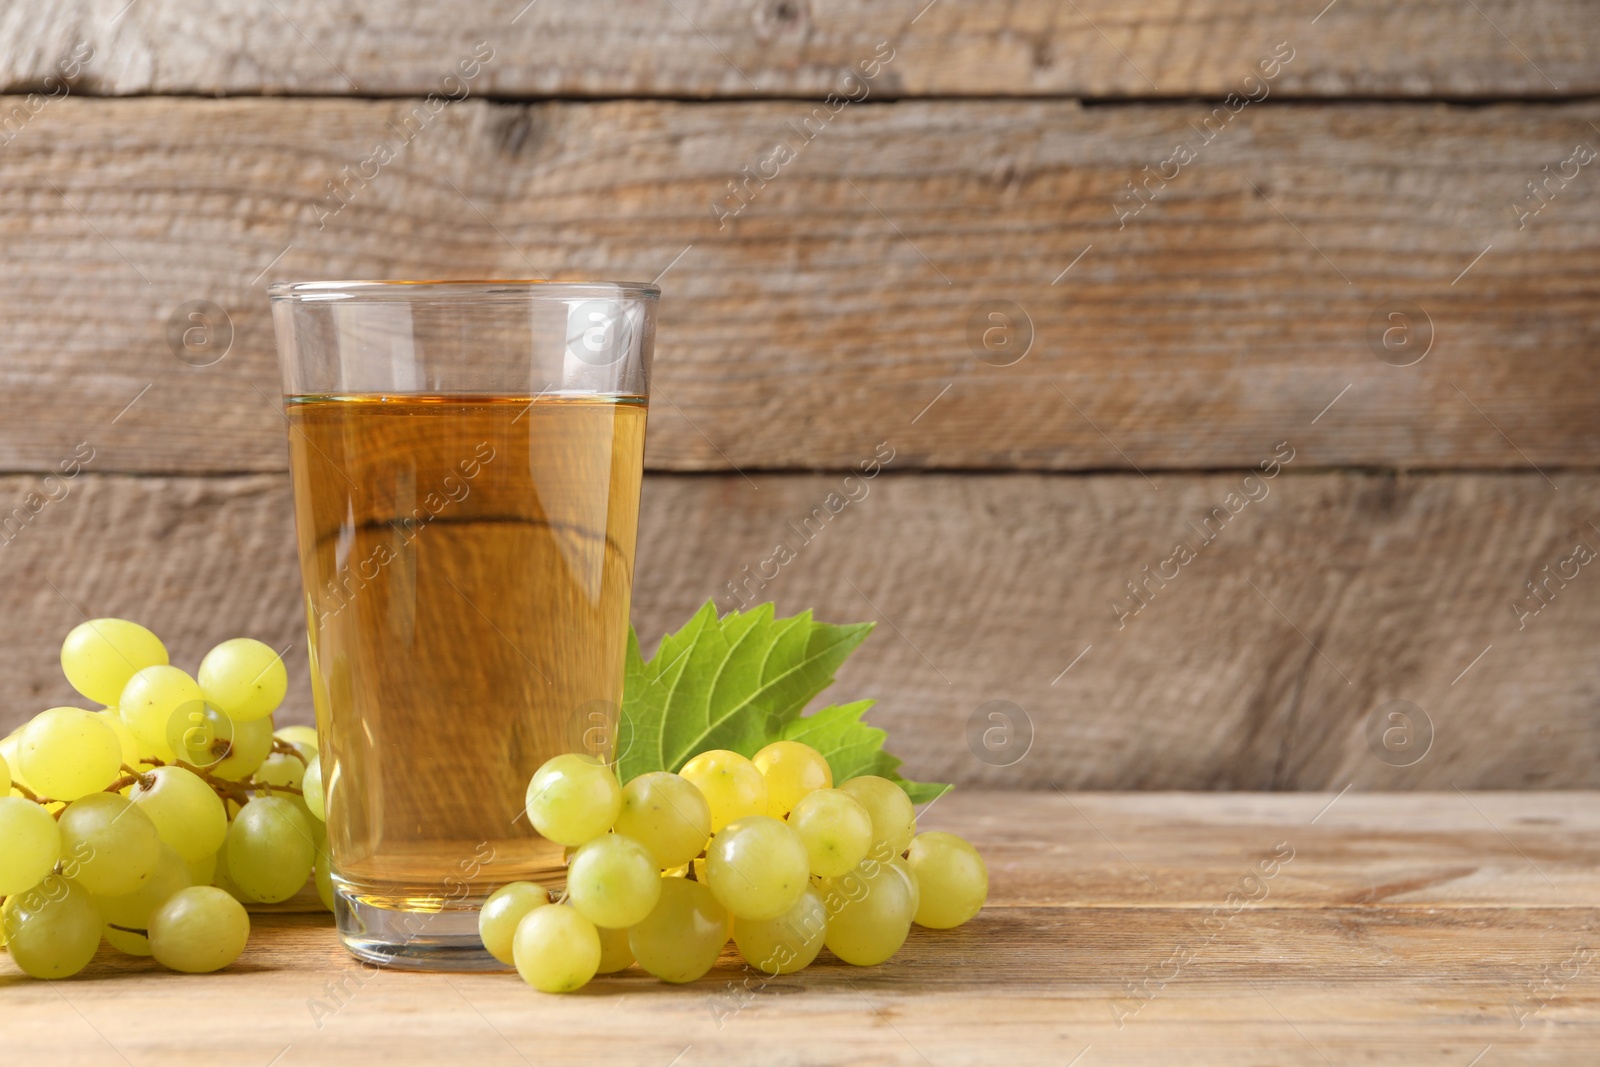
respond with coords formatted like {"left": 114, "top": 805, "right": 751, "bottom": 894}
{"left": 269, "top": 280, "right": 657, "bottom": 968}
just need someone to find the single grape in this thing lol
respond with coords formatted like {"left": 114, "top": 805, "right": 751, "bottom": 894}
{"left": 274, "top": 724, "right": 319, "bottom": 760}
{"left": 17, "top": 706, "right": 123, "bottom": 800}
{"left": 629, "top": 877, "right": 730, "bottom": 983}
{"left": 313, "top": 839, "right": 335, "bottom": 912}
{"left": 61, "top": 618, "right": 168, "bottom": 707}
{"left": 513, "top": 905, "right": 601, "bottom": 993}
{"left": 58, "top": 792, "right": 162, "bottom": 896}
{"left": 187, "top": 850, "right": 217, "bottom": 888}
{"left": 0, "top": 795, "right": 62, "bottom": 895}
{"left": 595, "top": 924, "right": 635, "bottom": 974}
{"left": 706, "top": 815, "right": 810, "bottom": 921}
{"left": 820, "top": 857, "right": 916, "bottom": 966}
{"left": 96, "top": 709, "right": 145, "bottom": 773}
{"left": 149, "top": 886, "right": 251, "bottom": 973}
{"left": 3, "top": 875, "right": 102, "bottom": 978}
{"left": 98, "top": 843, "right": 192, "bottom": 956}
{"left": 225, "top": 796, "right": 315, "bottom": 903}
{"left": 839, "top": 775, "right": 916, "bottom": 857}
{"left": 524, "top": 754, "right": 621, "bottom": 847}
{"left": 198, "top": 637, "right": 287, "bottom": 722}
{"left": 129, "top": 765, "right": 228, "bottom": 863}
{"left": 733, "top": 885, "right": 827, "bottom": 975}
{"left": 907, "top": 831, "right": 987, "bottom": 928}
{"left": 679, "top": 749, "right": 767, "bottom": 833}
{"left": 165, "top": 702, "right": 238, "bottom": 772}
{"left": 613, "top": 771, "right": 712, "bottom": 869}
{"left": 788, "top": 787, "right": 873, "bottom": 878}
{"left": 254, "top": 749, "right": 305, "bottom": 792}
{"left": 210, "top": 713, "right": 276, "bottom": 781}
{"left": 479, "top": 881, "right": 550, "bottom": 965}
{"left": 302, "top": 754, "right": 326, "bottom": 820}
{"left": 752, "top": 740, "right": 833, "bottom": 818}
{"left": 119, "top": 665, "right": 203, "bottom": 761}
{"left": 567, "top": 834, "right": 661, "bottom": 928}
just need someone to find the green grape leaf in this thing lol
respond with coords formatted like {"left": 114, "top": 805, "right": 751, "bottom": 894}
{"left": 780, "top": 700, "right": 951, "bottom": 805}
{"left": 617, "top": 601, "right": 949, "bottom": 803}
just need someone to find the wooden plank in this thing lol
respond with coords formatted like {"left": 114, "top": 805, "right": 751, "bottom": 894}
{"left": 3, "top": 793, "right": 1598, "bottom": 1066}
{"left": 3, "top": 1, "right": 1596, "bottom": 98}
{"left": 1, "top": 98, "right": 1597, "bottom": 474}
{"left": 3, "top": 470, "right": 1597, "bottom": 790}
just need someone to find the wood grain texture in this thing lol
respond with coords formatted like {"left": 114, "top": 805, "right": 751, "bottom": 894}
{"left": 4, "top": 469, "right": 1597, "bottom": 789}
{"left": 1, "top": 98, "right": 1597, "bottom": 474}
{"left": 3, "top": 793, "right": 1597, "bottom": 1066}
{"left": 3, "top": 0, "right": 1597, "bottom": 98}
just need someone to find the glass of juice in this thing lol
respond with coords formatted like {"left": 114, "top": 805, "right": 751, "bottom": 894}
{"left": 268, "top": 280, "right": 656, "bottom": 969}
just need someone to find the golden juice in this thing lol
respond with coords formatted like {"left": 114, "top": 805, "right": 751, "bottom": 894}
{"left": 285, "top": 394, "right": 646, "bottom": 910}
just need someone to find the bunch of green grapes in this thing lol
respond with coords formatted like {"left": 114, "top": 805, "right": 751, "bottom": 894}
{"left": 494, "top": 740, "right": 987, "bottom": 993}
{"left": 2, "top": 618, "right": 331, "bottom": 980}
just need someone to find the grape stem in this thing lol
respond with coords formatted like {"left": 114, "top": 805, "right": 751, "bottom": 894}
{"left": 273, "top": 739, "right": 308, "bottom": 766}
{"left": 106, "top": 923, "right": 149, "bottom": 936}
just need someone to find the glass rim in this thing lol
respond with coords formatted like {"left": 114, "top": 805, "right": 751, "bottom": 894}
{"left": 267, "top": 279, "right": 661, "bottom": 303}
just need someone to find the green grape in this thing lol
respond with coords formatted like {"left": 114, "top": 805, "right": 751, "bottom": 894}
{"left": 254, "top": 749, "right": 305, "bottom": 792}
{"left": 129, "top": 765, "right": 228, "bottom": 863}
{"left": 628, "top": 877, "right": 730, "bottom": 983}
{"left": 58, "top": 793, "right": 162, "bottom": 896}
{"left": 165, "top": 702, "right": 237, "bottom": 771}
{"left": 706, "top": 815, "right": 810, "bottom": 921}
{"left": 210, "top": 713, "right": 275, "bottom": 780}
{"left": 512, "top": 904, "right": 601, "bottom": 993}
{"left": 274, "top": 724, "right": 319, "bottom": 760}
{"left": 788, "top": 788, "right": 873, "bottom": 878}
{"left": 566, "top": 834, "right": 661, "bottom": 928}
{"left": 478, "top": 881, "right": 550, "bottom": 965}
{"left": 96, "top": 709, "right": 145, "bottom": 773}
{"left": 17, "top": 706, "right": 123, "bottom": 799}
{"left": 907, "top": 831, "right": 987, "bottom": 929}
{"left": 225, "top": 796, "right": 315, "bottom": 903}
{"left": 0, "top": 795, "right": 62, "bottom": 895}
{"left": 61, "top": 618, "right": 168, "bottom": 707}
{"left": 524, "top": 753, "right": 621, "bottom": 847}
{"left": 752, "top": 740, "right": 832, "bottom": 818}
{"left": 313, "top": 839, "right": 335, "bottom": 912}
{"left": 302, "top": 754, "right": 326, "bottom": 820}
{"left": 820, "top": 856, "right": 916, "bottom": 966}
{"left": 3, "top": 875, "right": 103, "bottom": 978}
{"left": 595, "top": 924, "right": 635, "bottom": 974}
{"left": 197, "top": 637, "right": 287, "bottom": 722}
{"left": 733, "top": 885, "right": 827, "bottom": 975}
{"left": 187, "top": 850, "right": 217, "bottom": 887}
{"left": 679, "top": 749, "right": 767, "bottom": 833}
{"left": 149, "top": 886, "right": 251, "bottom": 973}
{"left": 839, "top": 775, "right": 917, "bottom": 857}
{"left": 98, "top": 843, "right": 192, "bottom": 956}
{"left": 613, "top": 771, "right": 711, "bottom": 869}
{"left": 119, "top": 665, "right": 203, "bottom": 760}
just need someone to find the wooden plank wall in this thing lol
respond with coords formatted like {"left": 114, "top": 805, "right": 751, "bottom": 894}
{"left": 1, "top": 1, "right": 1595, "bottom": 789}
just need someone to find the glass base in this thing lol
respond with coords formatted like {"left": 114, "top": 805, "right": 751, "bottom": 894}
{"left": 333, "top": 884, "right": 510, "bottom": 971}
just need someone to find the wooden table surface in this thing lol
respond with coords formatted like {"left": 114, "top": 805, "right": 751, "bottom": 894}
{"left": 5, "top": 791, "right": 1597, "bottom": 1066}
